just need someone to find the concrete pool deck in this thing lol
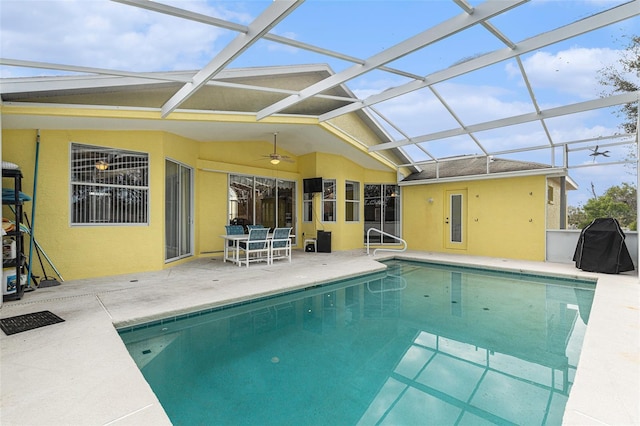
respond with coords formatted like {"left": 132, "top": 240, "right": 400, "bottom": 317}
{"left": 1, "top": 250, "right": 638, "bottom": 425}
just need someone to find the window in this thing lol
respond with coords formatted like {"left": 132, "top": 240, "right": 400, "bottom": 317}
{"left": 364, "top": 184, "right": 400, "bottom": 243}
{"left": 547, "top": 185, "right": 554, "bottom": 204}
{"left": 322, "top": 179, "right": 336, "bottom": 222}
{"left": 345, "top": 181, "right": 360, "bottom": 222}
{"left": 71, "top": 143, "right": 149, "bottom": 225}
{"left": 229, "top": 174, "right": 296, "bottom": 230}
{"left": 303, "top": 192, "right": 313, "bottom": 223}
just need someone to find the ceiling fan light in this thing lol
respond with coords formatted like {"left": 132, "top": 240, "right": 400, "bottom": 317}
{"left": 270, "top": 158, "right": 280, "bottom": 165}
{"left": 95, "top": 160, "right": 109, "bottom": 171}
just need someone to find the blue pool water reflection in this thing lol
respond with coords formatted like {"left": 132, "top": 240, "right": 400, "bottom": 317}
{"left": 118, "top": 260, "right": 595, "bottom": 425}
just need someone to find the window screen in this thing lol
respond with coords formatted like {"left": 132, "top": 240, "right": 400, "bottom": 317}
{"left": 71, "top": 143, "right": 149, "bottom": 225}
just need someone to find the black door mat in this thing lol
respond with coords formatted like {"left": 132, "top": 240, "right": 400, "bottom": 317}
{"left": 0, "top": 311, "right": 65, "bottom": 335}
{"left": 39, "top": 279, "right": 61, "bottom": 288}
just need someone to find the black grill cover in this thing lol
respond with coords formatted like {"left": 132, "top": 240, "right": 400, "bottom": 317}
{"left": 573, "top": 218, "right": 635, "bottom": 274}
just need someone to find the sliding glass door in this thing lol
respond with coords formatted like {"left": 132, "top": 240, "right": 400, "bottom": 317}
{"left": 165, "top": 159, "right": 193, "bottom": 261}
{"left": 364, "top": 184, "right": 401, "bottom": 244}
{"left": 229, "top": 174, "right": 295, "bottom": 232}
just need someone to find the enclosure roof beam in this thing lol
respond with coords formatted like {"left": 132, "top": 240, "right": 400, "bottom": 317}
{"left": 159, "top": 0, "right": 303, "bottom": 117}
{"left": 112, "top": 0, "right": 425, "bottom": 82}
{"left": 256, "top": 0, "right": 526, "bottom": 120}
{"left": 320, "top": 0, "right": 640, "bottom": 122}
{"left": 369, "top": 92, "right": 640, "bottom": 152}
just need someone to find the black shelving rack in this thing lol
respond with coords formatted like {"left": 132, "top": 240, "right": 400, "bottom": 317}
{"left": 3, "top": 168, "right": 26, "bottom": 300}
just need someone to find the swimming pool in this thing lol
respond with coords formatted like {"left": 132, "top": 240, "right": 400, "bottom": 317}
{"left": 118, "top": 259, "right": 595, "bottom": 425}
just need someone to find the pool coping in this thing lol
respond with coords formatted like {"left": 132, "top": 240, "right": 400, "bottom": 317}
{"left": 0, "top": 250, "right": 638, "bottom": 425}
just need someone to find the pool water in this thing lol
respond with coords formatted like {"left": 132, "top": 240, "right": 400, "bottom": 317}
{"left": 118, "top": 260, "right": 595, "bottom": 425}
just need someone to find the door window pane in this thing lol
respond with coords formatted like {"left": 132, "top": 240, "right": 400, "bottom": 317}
{"left": 255, "top": 177, "right": 276, "bottom": 229}
{"left": 229, "top": 175, "right": 254, "bottom": 229}
{"left": 450, "top": 194, "right": 462, "bottom": 243}
{"left": 277, "top": 180, "right": 295, "bottom": 228}
{"left": 228, "top": 175, "right": 296, "bottom": 236}
{"left": 364, "top": 184, "right": 400, "bottom": 244}
{"left": 165, "top": 159, "right": 192, "bottom": 261}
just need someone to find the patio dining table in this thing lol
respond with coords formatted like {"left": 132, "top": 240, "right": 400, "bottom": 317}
{"left": 220, "top": 232, "right": 295, "bottom": 265}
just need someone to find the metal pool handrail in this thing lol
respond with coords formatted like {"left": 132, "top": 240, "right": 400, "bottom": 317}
{"left": 366, "top": 274, "right": 407, "bottom": 293}
{"left": 366, "top": 227, "right": 407, "bottom": 256}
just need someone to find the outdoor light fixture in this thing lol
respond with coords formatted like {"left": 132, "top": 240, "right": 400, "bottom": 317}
{"left": 270, "top": 158, "right": 280, "bottom": 165}
{"left": 95, "top": 160, "right": 109, "bottom": 171}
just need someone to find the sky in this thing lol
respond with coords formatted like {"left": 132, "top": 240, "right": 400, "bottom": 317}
{"left": 1, "top": 0, "right": 638, "bottom": 207}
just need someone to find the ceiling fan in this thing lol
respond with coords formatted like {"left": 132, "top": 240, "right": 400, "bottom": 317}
{"left": 263, "top": 132, "right": 294, "bottom": 165}
{"left": 589, "top": 145, "right": 610, "bottom": 162}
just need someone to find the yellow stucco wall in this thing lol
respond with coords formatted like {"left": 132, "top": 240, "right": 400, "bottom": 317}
{"left": 302, "top": 152, "right": 397, "bottom": 251}
{"left": 402, "top": 175, "right": 548, "bottom": 261}
{"left": 4, "top": 119, "right": 554, "bottom": 280}
{"left": 2, "top": 129, "right": 168, "bottom": 280}
{"left": 545, "top": 177, "right": 562, "bottom": 230}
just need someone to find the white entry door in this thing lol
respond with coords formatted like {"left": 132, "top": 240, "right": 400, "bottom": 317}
{"left": 165, "top": 159, "right": 193, "bottom": 261}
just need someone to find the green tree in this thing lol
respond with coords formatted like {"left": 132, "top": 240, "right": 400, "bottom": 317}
{"left": 568, "top": 205, "right": 587, "bottom": 229}
{"left": 574, "top": 183, "right": 637, "bottom": 230}
{"left": 598, "top": 35, "right": 639, "bottom": 134}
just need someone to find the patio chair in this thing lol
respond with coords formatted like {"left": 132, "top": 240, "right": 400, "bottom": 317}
{"left": 270, "top": 227, "right": 292, "bottom": 263}
{"left": 225, "top": 225, "right": 244, "bottom": 239}
{"left": 247, "top": 224, "right": 265, "bottom": 231}
{"left": 237, "top": 228, "right": 270, "bottom": 267}
{"left": 223, "top": 224, "right": 245, "bottom": 263}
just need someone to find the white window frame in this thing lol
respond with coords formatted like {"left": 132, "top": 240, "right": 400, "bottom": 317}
{"left": 321, "top": 179, "right": 337, "bottom": 222}
{"left": 345, "top": 180, "right": 360, "bottom": 222}
{"left": 70, "top": 143, "right": 149, "bottom": 226}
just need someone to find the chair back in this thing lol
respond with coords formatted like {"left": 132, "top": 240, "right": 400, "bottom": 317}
{"left": 247, "top": 228, "right": 269, "bottom": 250}
{"left": 225, "top": 225, "right": 244, "bottom": 235}
{"left": 272, "top": 227, "right": 292, "bottom": 248}
{"left": 247, "top": 224, "right": 265, "bottom": 231}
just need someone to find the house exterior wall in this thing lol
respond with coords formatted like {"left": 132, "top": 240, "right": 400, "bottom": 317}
{"left": 2, "top": 128, "right": 397, "bottom": 280}
{"left": 401, "top": 175, "right": 548, "bottom": 261}
{"left": 3, "top": 120, "right": 553, "bottom": 279}
{"left": 299, "top": 152, "right": 397, "bottom": 251}
{"left": 195, "top": 154, "right": 301, "bottom": 257}
{"left": 545, "top": 177, "right": 563, "bottom": 230}
{"left": 2, "top": 129, "right": 170, "bottom": 280}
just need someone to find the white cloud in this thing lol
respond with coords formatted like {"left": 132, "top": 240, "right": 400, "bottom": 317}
{"left": 0, "top": 0, "right": 242, "bottom": 73}
{"left": 507, "top": 47, "right": 626, "bottom": 99}
{"left": 369, "top": 81, "right": 535, "bottom": 137}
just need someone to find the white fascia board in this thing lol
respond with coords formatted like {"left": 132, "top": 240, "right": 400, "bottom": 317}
{"left": 0, "top": 63, "right": 350, "bottom": 101}
{"left": 398, "top": 167, "right": 568, "bottom": 186}
{"left": 1, "top": 101, "right": 162, "bottom": 112}
{"left": 565, "top": 175, "right": 579, "bottom": 191}
{"left": 1, "top": 101, "right": 317, "bottom": 120}
{"left": 321, "top": 0, "right": 640, "bottom": 122}
{"left": 257, "top": 0, "right": 526, "bottom": 120}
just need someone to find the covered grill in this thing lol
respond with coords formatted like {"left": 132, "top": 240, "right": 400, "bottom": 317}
{"left": 573, "top": 218, "right": 635, "bottom": 274}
